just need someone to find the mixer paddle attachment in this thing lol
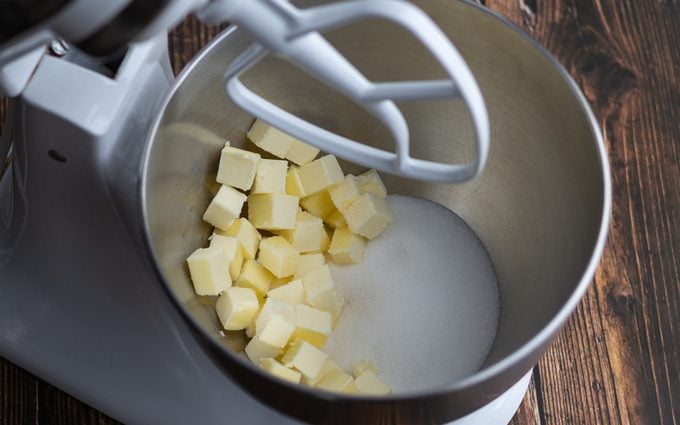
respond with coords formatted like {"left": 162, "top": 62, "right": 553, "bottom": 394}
{"left": 198, "top": 0, "right": 489, "bottom": 183}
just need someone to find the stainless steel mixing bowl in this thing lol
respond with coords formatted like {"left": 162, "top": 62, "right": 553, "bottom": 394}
{"left": 141, "top": 1, "right": 610, "bottom": 423}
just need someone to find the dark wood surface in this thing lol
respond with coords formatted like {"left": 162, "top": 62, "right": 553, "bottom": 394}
{"left": 1, "top": 1, "right": 679, "bottom": 424}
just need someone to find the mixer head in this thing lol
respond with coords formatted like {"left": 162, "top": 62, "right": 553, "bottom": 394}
{"left": 0, "top": 0, "right": 488, "bottom": 183}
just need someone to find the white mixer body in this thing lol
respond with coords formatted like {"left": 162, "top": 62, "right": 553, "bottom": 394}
{"left": 0, "top": 34, "right": 294, "bottom": 425}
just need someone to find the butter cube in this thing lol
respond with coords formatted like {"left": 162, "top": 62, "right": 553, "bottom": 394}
{"left": 215, "top": 287, "right": 259, "bottom": 330}
{"left": 301, "top": 265, "right": 344, "bottom": 318}
{"left": 320, "top": 228, "right": 331, "bottom": 253}
{"left": 328, "top": 227, "right": 367, "bottom": 265}
{"left": 343, "top": 193, "right": 393, "bottom": 239}
{"left": 285, "top": 139, "right": 319, "bottom": 165}
{"left": 267, "top": 279, "right": 306, "bottom": 305}
{"left": 316, "top": 370, "right": 358, "bottom": 394}
{"left": 324, "top": 209, "right": 347, "bottom": 229}
{"left": 252, "top": 159, "right": 288, "bottom": 194}
{"left": 186, "top": 246, "right": 231, "bottom": 296}
{"left": 209, "top": 234, "right": 244, "bottom": 281}
{"left": 235, "top": 259, "right": 274, "bottom": 297}
{"left": 216, "top": 145, "right": 261, "bottom": 191}
{"left": 300, "top": 191, "right": 335, "bottom": 220}
{"left": 301, "top": 358, "right": 342, "bottom": 386}
{"left": 245, "top": 319, "right": 257, "bottom": 338}
{"left": 352, "top": 360, "right": 379, "bottom": 378}
{"left": 248, "top": 194, "right": 299, "bottom": 230}
{"left": 247, "top": 119, "right": 296, "bottom": 158}
{"left": 294, "top": 305, "right": 332, "bottom": 348}
{"left": 221, "top": 218, "right": 262, "bottom": 260}
{"left": 203, "top": 185, "right": 247, "bottom": 230}
{"left": 286, "top": 167, "right": 308, "bottom": 198}
{"left": 260, "top": 358, "right": 302, "bottom": 384}
{"left": 245, "top": 333, "right": 282, "bottom": 365}
{"left": 357, "top": 169, "right": 387, "bottom": 198}
{"left": 258, "top": 236, "right": 300, "bottom": 278}
{"left": 298, "top": 155, "right": 344, "bottom": 195}
{"left": 329, "top": 291, "right": 344, "bottom": 322}
{"left": 281, "top": 340, "right": 329, "bottom": 379}
{"left": 259, "top": 314, "right": 296, "bottom": 348}
{"left": 328, "top": 175, "right": 361, "bottom": 211}
{"left": 294, "top": 253, "right": 325, "bottom": 278}
{"left": 354, "top": 370, "right": 390, "bottom": 395}
{"left": 269, "top": 276, "right": 293, "bottom": 290}
{"left": 255, "top": 298, "right": 296, "bottom": 334}
{"left": 278, "top": 211, "right": 326, "bottom": 253}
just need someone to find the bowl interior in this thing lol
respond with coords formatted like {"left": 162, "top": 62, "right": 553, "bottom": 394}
{"left": 143, "top": 0, "right": 606, "bottom": 392}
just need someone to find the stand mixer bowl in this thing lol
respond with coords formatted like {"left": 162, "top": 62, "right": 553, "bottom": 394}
{"left": 141, "top": 1, "right": 610, "bottom": 423}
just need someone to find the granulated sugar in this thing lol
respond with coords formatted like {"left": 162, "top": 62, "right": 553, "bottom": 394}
{"left": 325, "top": 195, "right": 500, "bottom": 393}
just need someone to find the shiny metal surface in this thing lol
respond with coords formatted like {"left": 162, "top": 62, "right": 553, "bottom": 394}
{"left": 142, "top": 1, "right": 610, "bottom": 423}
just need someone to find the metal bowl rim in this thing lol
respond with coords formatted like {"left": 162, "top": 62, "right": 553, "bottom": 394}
{"left": 138, "top": 0, "right": 612, "bottom": 401}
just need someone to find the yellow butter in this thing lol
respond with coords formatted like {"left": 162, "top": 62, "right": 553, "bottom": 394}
{"left": 209, "top": 234, "right": 244, "bottom": 281}
{"left": 330, "top": 292, "right": 344, "bottom": 323}
{"left": 328, "top": 174, "right": 361, "bottom": 211}
{"left": 255, "top": 298, "right": 296, "bottom": 334}
{"left": 258, "top": 236, "right": 300, "bottom": 278}
{"left": 245, "top": 333, "right": 282, "bottom": 365}
{"left": 247, "top": 194, "right": 299, "bottom": 230}
{"left": 301, "top": 265, "right": 344, "bottom": 318}
{"left": 316, "top": 369, "right": 358, "bottom": 394}
{"left": 186, "top": 246, "right": 231, "bottom": 296}
{"left": 352, "top": 359, "right": 380, "bottom": 378}
{"left": 356, "top": 169, "right": 387, "bottom": 198}
{"left": 298, "top": 155, "right": 344, "bottom": 195}
{"left": 285, "top": 139, "right": 319, "bottom": 165}
{"left": 216, "top": 145, "right": 261, "bottom": 191}
{"left": 245, "top": 318, "right": 257, "bottom": 338}
{"left": 294, "top": 253, "right": 325, "bottom": 278}
{"left": 259, "top": 314, "right": 296, "bottom": 348}
{"left": 267, "top": 279, "right": 306, "bottom": 305}
{"left": 300, "top": 190, "right": 335, "bottom": 220}
{"left": 269, "top": 276, "right": 293, "bottom": 290}
{"left": 203, "top": 185, "right": 246, "bottom": 231}
{"left": 281, "top": 339, "right": 329, "bottom": 379}
{"left": 343, "top": 193, "right": 393, "bottom": 239}
{"left": 354, "top": 369, "right": 390, "bottom": 395}
{"left": 215, "top": 287, "right": 259, "bottom": 330}
{"left": 221, "top": 218, "right": 262, "bottom": 260}
{"left": 252, "top": 159, "right": 288, "bottom": 194}
{"left": 235, "top": 259, "right": 274, "bottom": 297}
{"left": 324, "top": 209, "right": 347, "bottom": 229}
{"left": 301, "top": 358, "right": 342, "bottom": 386}
{"left": 247, "top": 119, "right": 296, "bottom": 158}
{"left": 328, "top": 227, "right": 367, "bottom": 265}
{"left": 278, "top": 211, "right": 326, "bottom": 254}
{"left": 286, "top": 166, "right": 308, "bottom": 198}
{"left": 319, "top": 228, "right": 331, "bottom": 253}
{"left": 294, "top": 304, "right": 332, "bottom": 348}
{"left": 260, "top": 358, "right": 302, "bottom": 384}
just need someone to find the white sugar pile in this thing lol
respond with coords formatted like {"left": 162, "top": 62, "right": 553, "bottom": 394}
{"left": 325, "top": 195, "right": 500, "bottom": 393}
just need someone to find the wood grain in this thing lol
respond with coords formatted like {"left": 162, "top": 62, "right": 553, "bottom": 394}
{"left": 1, "top": 2, "right": 679, "bottom": 424}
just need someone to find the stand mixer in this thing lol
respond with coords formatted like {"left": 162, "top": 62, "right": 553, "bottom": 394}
{"left": 0, "top": 0, "right": 610, "bottom": 424}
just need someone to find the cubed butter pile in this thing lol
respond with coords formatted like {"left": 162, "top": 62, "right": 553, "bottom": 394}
{"left": 186, "top": 119, "right": 393, "bottom": 394}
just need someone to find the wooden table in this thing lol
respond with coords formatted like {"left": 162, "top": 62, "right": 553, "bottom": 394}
{"left": 1, "top": 1, "right": 678, "bottom": 424}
